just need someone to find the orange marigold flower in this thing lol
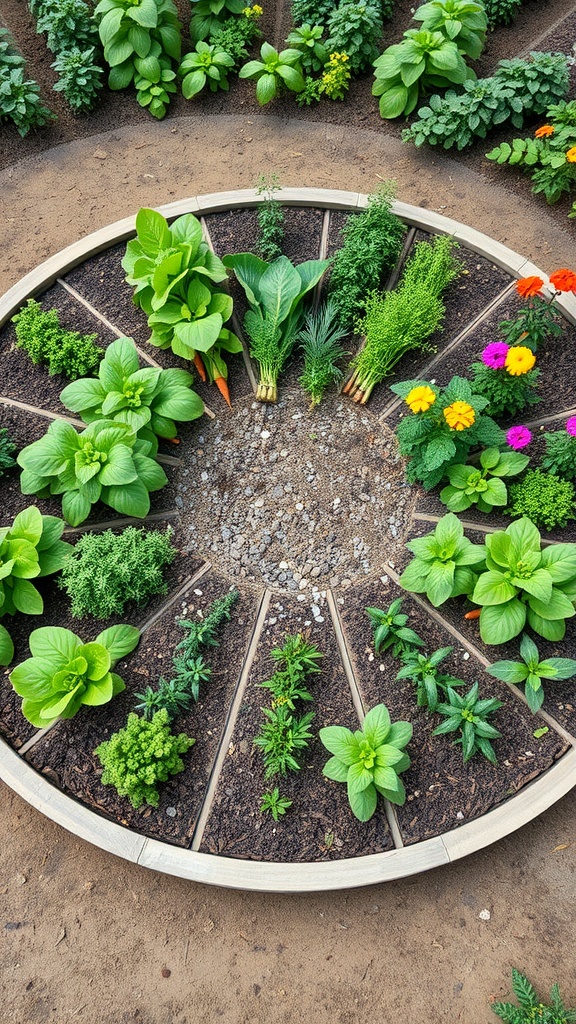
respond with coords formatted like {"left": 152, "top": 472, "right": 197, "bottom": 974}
{"left": 516, "top": 276, "right": 544, "bottom": 299}
{"left": 444, "top": 401, "right": 475, "bottom": 431}
{"left": 566, "top": 147, "right": 576, "bottom": 163}
{"left": 549, "top": 268, "right": 576, "bottom": 294}
{"left": 405, "top": 385, "right": 436, "bottom": 413}
{"left": 535, "top": 125, "right": 554, "bottom": 138}
{"left": 505, "top": 345, "right": 536, "bottom": 377}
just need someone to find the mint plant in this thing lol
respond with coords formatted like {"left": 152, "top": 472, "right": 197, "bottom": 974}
{"left": 10, "top": 623, "right": 140, "bottom": 727}
{"left": 439, "top": 448, "right": 529, "bottom": 514}
{"left": 285, "top": 24, "right": 327, "bottom": 74}
{"left": 470, "top": 518, "right": 576, "bottom": 644}
{"left": 487, "top": 634, "right": 576, "bottom": 713}
{"left": 30, "top": 0, "right": 99, "bottom": 52}
{"left": 320, "top": 704, "right": 412, "bottom": 821}
{"left": 95, "top": 709, "right": 195, "bottom": 808}
{"left": 482, "top": 0, "right": 523, "bottom": 29}
{"left": 365, "top": 598, "right": 424, "bottom": 658}
{"left": 399, "top": 513, "right": 486, "bottom": 608}
{"left": 433, "top": 682, "right": 502, "bottom": 764}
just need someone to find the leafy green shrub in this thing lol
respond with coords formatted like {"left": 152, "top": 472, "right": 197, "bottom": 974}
{"left": 439, "top": 448, "right": 529, "bottom": 514}
{"left": 285, "top": 23, "right": 327, "bottom": 74}
{"left": 255, "top": 173, "right": 286, "bottom": 262}
{"left": 491, "top": 968, "right": 576, "bottom": 1023}
{"left": 297, "top": 299, "right": 348, "bottom": 407}
{"left": 0, "top": 506, "right": 73, "bottom": 667}
{"left": 59, "top": 525, "right": 176, "bottom": 619}
{"left": 372, "top": 29, "right": 473, "bottom": 119}
{"left": 506, "top": 470, "right": 575, "bottom": 532}
{"left": 346, "top": 235, "right": 460, "bottom": 403}
{"left": 94, "top": 0, "right": 181, "bottom": 119}
{"left": 12, "top": 299, "right": 104, "bottom": 379}
{"left": 291, "top": 0, "right": 338, "bottom": 25}
{"left": 95, "top": 709, "right": 195, "bottom": 808}
{"left": 10, "top": 623, "right": 140, "bottom": 727}
{"left": 210, "top": 10, "right": 262, "bottom": 65}
{"left": 0, "top": 63, "right": 54, "bottom": 137}
{"left": 433, "top": 682, "right": 502, "bottom": 764}
{"left": 470, "top": 517, "right": 576, "bottom": 644}
{"left": 486, "top": 99, "right": 576, "bottom": 207}
{"left": 542, "top": 424, "right": 576, "bottom": 480}
{"left": 482, "top": 0, "right": 523, "bottom": 28}
{"left": 402, "top": 52, "right": 569, "bottom": 151}
{"left": 487, "top": 634, "right": 576, "bottom": 714}
{"left": 59, "top": 336, "right": 204, "bottom": 454}
{"left": 469, "top": 359, "right": 540, "bottom": 420}
{"left": 327, "top": 183, "right": 405, "bottom": 329}
{"left": 413, "top": 0, "right": 486, "bottom": 59}
{"left": 179, "top": 41, "right": 235, "bottom": 97}
{"left": 18, "top": 418, "right": 167, "bottom": 526}
{"left": 239, "top": 42, "right": 305, "bottom": 104}
{"left": 391, "top": 376, "right": 504, "bottom": 489}
{"left": 0, "top": 428, "right": 17, "bottom": 479}
{"left": 396, "top": 645, "right": 463, "bottom": 711}
{"left": 30, "top": 0, "right": 99, "bottom": 51}
{"left": 320, "top": 704, "right": 412, "bottom": 820}
{"left": 399, "top": 513, "right": 486, "bottom": 607}
{"left": 223, "top": 252, "right": 330, "bottom": 401}
{"left": 51, "top": 47, "right": 104, "bottom": 111}
{"left": 366, "top": 598, "right": 424, "bottom": 658}
{"left": 324, "top": 0, "right": 382, "bottom": 74}
{"left": 189, "top": 0, "right": 244, "bottom": 42}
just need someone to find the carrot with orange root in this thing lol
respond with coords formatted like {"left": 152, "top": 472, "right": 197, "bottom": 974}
{"left": 464, "top": 609, "right": 481, "bottom": 620}
{"left": 193, "top": 352, "right": 207, "bottom": 382}
{"left": 214, "top": 376, "right": 231, "bottom": 408}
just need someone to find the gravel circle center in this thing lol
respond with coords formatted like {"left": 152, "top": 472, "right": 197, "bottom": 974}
{"left": 179, "top": 389, "right": 416, "bottom": 596}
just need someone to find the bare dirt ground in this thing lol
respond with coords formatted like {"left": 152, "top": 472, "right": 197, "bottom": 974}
{"left": 1, "top": 20, "right": 576, "bottom": 1020}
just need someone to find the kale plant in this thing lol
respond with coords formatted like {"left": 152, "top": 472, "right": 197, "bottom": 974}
{"left": 12, "top": 299, "right": 104, "bottom": 379}
{"left": 506, "top": 470, "right": 575, "bottom": 532}
{"left": 59, "top": 525, "right": 176, "bottom": 619}
{"left": 95, "top": 709, "right": 195, "bottom": 808}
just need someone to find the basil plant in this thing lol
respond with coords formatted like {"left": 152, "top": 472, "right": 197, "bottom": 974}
{"left": 10, "top": 624, "right": 140, "bottom": 727}
{"left": 439, "top": 447, "right": 529, "bottom": 514}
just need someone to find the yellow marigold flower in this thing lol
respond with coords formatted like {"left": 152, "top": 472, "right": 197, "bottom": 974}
{"left": 534, "top": 125, "right": 554, "bottom": 138}
{"left": 444, "top": 401, "right": 475, "bottom": 431}
{"left": 406, "top": 385, "right": 436, "bottom": 413}
{"left": 505, "top": 345, "right": 536, "bottom": 376}
{"left": 566, "top": 147, "right": 576, "bottom": 163}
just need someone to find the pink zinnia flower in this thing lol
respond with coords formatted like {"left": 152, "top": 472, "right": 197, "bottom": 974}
{"left": 506, "top": 426, "right": 532, "bottom": 450}
{"left": 481, "top": 342, "right": 509, "bottom": 369}
{"left": 566, "top": 417, "right": 576, "bottom": 437}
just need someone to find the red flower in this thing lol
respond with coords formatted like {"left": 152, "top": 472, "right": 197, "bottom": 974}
{"left": 549, "top": 268, "right": 576, "bottom": 294}
{"left": 516, "top": 276, "right": 544, "bottom": 299}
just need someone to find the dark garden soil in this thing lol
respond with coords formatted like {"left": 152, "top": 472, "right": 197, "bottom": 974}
{"left": 1, "top": 193, "right": 576, "bottom": 867}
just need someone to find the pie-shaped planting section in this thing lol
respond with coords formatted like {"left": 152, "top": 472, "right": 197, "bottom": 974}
{"left": 1, "top": 190, "right": 575, "bottom": 891}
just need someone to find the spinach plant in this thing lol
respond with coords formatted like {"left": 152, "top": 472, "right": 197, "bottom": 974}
{"left": 365, "top": 598, "right": 424, "bottom": 658}
{"left": 433, "top": 682, "right": 502, "bottom": 764}
{"left": 487, "top": 634, "right": 576, "bottom": 713}
{"left": 320, "top": 704, "right": 412, "bottom": 821}
{"left": 470, "top": 518, "right": 576, "bottom": 644}
{"left": 18, "top": 418, "right": 167, "bottom": 526}
{"left": 399, "top": 513, "right": 486, "bottom": 608}
{"left": 59, "top": 336, "right": 204, "bottom": 453}
{"left": 223, "top": 252, "right": 330, "bottom": 401}
{"left": 95, "top": 709, "right": 194, "bottom": 808}
{"left": 439, "top": 447, "right": 529, "bottom": 514}
{"left": 10, "top": 623, "right": 140, "bottom": 727}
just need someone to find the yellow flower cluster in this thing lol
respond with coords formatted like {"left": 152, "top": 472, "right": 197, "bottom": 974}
{"left": 443, "top": 401, "right": 475, "bottom": 430}
{"left": 566, "top": 147, "right": 576, "bottom": 164}
{"left": 242, "top": 3, "right": 262, "bottom": 17}
{"left": 321, "top": 52, "right": 351, "bottom": 100}
{"left": 405, "top": 385, "right": 436, "bottom": 413}
{"left": 505, "top": 345, "right": 536, "bottom": 376}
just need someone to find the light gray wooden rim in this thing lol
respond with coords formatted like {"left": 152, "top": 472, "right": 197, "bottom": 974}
{"left": 1, "top": 187, "right": 576, "bottom": 891}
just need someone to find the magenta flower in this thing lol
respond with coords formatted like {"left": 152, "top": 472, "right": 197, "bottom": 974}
{"left": 506, "top": 425, "right": 532, "bottom": 450}
{"left": 566, "top": 418, "right": 576, "bottom": 437}
{"left": 481, "top": 342, "right": 509, "bottom": 369}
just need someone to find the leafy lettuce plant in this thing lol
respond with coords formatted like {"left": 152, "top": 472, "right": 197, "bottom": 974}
{"left": 95, "top": 708, "right": 194, "bottom": 808}
{"left": 470, "top": 518, "right": 576, "bottom": 644}
{"left": 433, "top": 682, "right": 502, "bottom": 764}
{"left": 320, "top": 704, "right": 412, "bottom": 821}
{"left": 10, "top": 623, "right": 140, "bottom": 727}
{"left": 487, "top": 633, "right": 576, "bottom": 713}
{"left": 223, "top": 252, "right": 330, "bottom": 401}
{"left": 399, "top": 513, "right": 486, "bottom": 608}
{"left": 0, "top": 506, "right": 73, "bottom": 667}
{"left": 18, "top": 418, "right": 167, "bottom": 526}
{"left": 59, "top": 336, "right": 204, "bottom": 453}
{"left": 439, "top": 447, "right": 529, "bottom": 514}
{"left": 239, "top": 42, "right": 305, "bottom": 105}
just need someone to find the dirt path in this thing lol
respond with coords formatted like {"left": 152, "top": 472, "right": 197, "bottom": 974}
{"left": 1, "top": 113, "right": 576, "bottom": 1024}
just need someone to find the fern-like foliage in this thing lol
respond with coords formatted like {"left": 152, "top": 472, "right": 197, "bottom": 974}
{"left": 492, "top": 969, "right": 576, "bottom": 1024}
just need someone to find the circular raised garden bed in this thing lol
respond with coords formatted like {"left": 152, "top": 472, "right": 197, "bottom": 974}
{"left": 1, "top": 188, "right": 576, "bottom": 892}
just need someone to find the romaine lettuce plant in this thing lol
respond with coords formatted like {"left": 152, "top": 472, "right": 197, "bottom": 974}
{"left": 59, "top": 336, "right": 204, "bottom": 453}
{"left": 469, "top": 518, "right": 576, "bottom": 644}
{"left": 223, "top": 252, "right": 330, "bottom": 401}
{"left": 399, "top": 513, "right": 486, "bottom": 608}
{"left": 10, "top": 623, "right": 140, "bottom": 727}
{"left": 0, "top": 506, "right": 73, "bottom": 667}
{"left": 18, "top": 418, "right": 167, "bottom": 526}
{"left": 320, "top": 704, "right": 412, "bottom": 821}
{"left": 486, "top": 633, "right": 576, "bottom": 713}
{"left": 439, "top": 447, "right": 529, "bottom": 514}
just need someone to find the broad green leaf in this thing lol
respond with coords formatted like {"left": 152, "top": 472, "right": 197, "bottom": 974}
{"left": 105, "top": 478, "right": 151, "bottom": 518}
{"left": 511, "top": 569, "right": 552, "bottom": 603}
{"left": 426, "top": 560, "right": 455, "bottom": 606}
{"left": 223, "top": 252, "right": 269, "bottom": 308}
{"left": 480, "top": 599, "right": 526, "bottom": 644}
{"left": 11, "top": 578, "right": 43, "bottom": 615}
{"left": 378, "top": 82, "right": 410, "bottom": 119}
{"left": 135, "top": 207, "right": 171, "bottom": 255}
{"left": 61, "top": 489, "right": 93, "bottom": 527}
{"left": 519, "top": 633, "right": 539, "bottom": 667}
{"left": 432, "top": 513, "right": 462, "bottom": 554}
{"left": 10, "top": 506, "right": 43, "bottom": 545}
{"left": 526, "top": 609, "right": 566, "bottom": 642}
{"left": 256, "top": 73, "right": 278, "bottom": 105}
{"left": 362, "top": 704, "right": 391, "bottom": 747}
{"left": 528, "top": 588, "right": 575, "bottom": 621}
{"left": 82, "top": 673, "right": 115, "bottom": 706}
{"left": 486, "top": 659, "right": 528, "bottom": 684}
{"left": 540, "top": 543, "right": 576, "bottom": 582}
{"left": 29, "top": 626, "right": 81, "bottom": 664}
{"left": 76, "top": 642, "right": 111, "bottom": 681}
{"left": 373, "top": 765, "right": 402, "bottom": 796}
{"left": 319, "top": 725, "right": 359, "bottom": 764}
{"left": 538, "top": 657, "right": 576, "bottom": 680}
{"left": 348, "top": 781, "right": 378, "bottom": 821}
{"left": 95, "top": 624, "right": 140, "bottom": 664}
{"left": 386, "top": 721, "right": 413, "bottom": 749}
{"left": 323, "top": 755, "right": 349, "bottom": 783}
{"left": 472, "top": 571, "right": 517, "bottom": 606}
{"left": 507, "top": 517, "right": 541, "bottom": 560}
{"left": 173, "top": 313, "right": 224, "bottom": 355}
{"left": 347, "top": 760, "right": 374, "bottom": 794}
{"left": 0, "top": 624, "right": 14, "bottom": 667}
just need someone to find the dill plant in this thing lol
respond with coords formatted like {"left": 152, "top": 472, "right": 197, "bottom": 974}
{"left": 297, "top": 299, "right": 348, "bottom": 407}
{"left": 255, "top": 173, "right": 286, "bottom": 261}
{"left": 345, "top": 235, "right": 461, "bottom": 403}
